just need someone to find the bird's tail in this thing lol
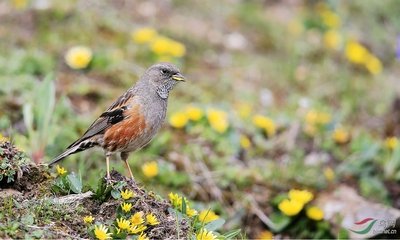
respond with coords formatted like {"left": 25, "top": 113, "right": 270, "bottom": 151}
{"left": 48, "top": 140, "right": 97, "bottom": 166}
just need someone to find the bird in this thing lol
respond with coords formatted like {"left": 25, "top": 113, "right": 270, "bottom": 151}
{"left": 49, "top": 62, "right": 185, "bottom": 179}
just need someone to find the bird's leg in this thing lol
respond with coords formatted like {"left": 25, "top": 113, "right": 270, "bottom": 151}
{"left": 121, "top": 152, "right": 134, "bottom": 180}
{"left": 106, "top": 153, "right": 111, "bottom": 180}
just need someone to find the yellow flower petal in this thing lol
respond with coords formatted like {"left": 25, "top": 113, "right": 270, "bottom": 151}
{"left": 94, "top": 225, "right": 112, "bottom": 240}
{"left": 83, "top": 215, "right": 94, "bottom": 224}
{"left": 185, "top": 106, "right": 204, "bottom": 121}
{"left": 146, "top": 213, "right": 160, "bottom": 226}
{"left": 323, "top": 30, "right": 341, "bottom": 50}
{"left": 332, "top": 127, "right": 350, "bottom": 144}
{"left": 65, "top": 46, "right": 92, "bottom": 70}
{"left": 365, "top": 54, "right": 382, "bottom": 75}
{"left": 207, "top": 108, "right": 229, "bottom": 134}
{"left": 120, "top": 189, "right": 134, "bottom": 200}
{"left": 198, "top": 210, "right": 219, "bottom": 223}
{"left": 130, "top": 212, "right": 144, "bottom": 226}
{"left": 196, "top": 229, "right": 217, "bottom": 240}
{"left": 288, "top": 189, "right": 313, "bottom": 204}
{"left": 56, "top": 165, "right": 67, "bottom": 176}
{"left": 252, "top": 115, "right": 276, "bottom": 137}
{"left": 256, "top": 230, "right": 273, "bottom": 240}
{"left": 278, "top": 199, "right": 303, "bottom": 216}
{"left": 385, "top": 137, "right": 398, "bottom": 151}
{"left": 121, "top": 202, "right": 132, "bottom": 212}
{"left": 116, "top": 218, "right": 130, "bottom": 230}
{"left": 345, "top": 41, "right": 368, "bottom": 64}
{"left": 142, "top": 161, "right": 158, "bottom": 178}
{"left": 169, "top": 111, "right": 188, "bottom": 129}
{"left": 132, "top": 27, "right": 158, "bottom": 44}
{"left": 306, "top": 206, "right": 324, "bottom": 221}
{"left": 240, "top": 135, "right": 251, "bottom": 149}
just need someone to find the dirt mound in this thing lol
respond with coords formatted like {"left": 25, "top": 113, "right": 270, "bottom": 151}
{"left": 0, "top": 141, "right": 188, "bottom": 239}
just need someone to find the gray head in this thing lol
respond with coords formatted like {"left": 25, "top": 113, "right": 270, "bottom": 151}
{"left": 140, "top": 62, "right": 185, "bottom": 99}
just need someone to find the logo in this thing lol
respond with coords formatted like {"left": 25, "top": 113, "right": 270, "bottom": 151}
{"left": 350, "top": 217, "right": 397, "bottom": 235}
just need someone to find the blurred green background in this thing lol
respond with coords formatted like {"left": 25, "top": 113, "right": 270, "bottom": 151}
{"left": 1, "top": 0, "right": 400, "bottom": 238}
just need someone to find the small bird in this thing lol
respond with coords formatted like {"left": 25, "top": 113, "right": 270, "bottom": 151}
{"left": 49, "top": 63, "right": 185, "bottom": 179}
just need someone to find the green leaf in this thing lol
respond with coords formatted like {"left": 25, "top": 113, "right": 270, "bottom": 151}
{"left": 181, "top": 197, "right": 187, "bottom": 215}
{"left": 218, "top": 229, "right": 241, "bottom": 239}
{"left": 269, "top": 212, "right": 292, "bottom": 232}
{"left": 204, "top": 218, "right": 225, "bottom": 231}
{"left": 111, "top": 189, "right": 121, "bottom": 199}
{"left": 21, "top": 214, "right": 35, "bottom": 225}
{"left": 31, "top": 229, "right": 44, "bottom": 238}
{"left": 67, "top": 173, "right": 82, "bottom": 194}
{"left": 168, "top": 207, "right": 185, "bottom": 221}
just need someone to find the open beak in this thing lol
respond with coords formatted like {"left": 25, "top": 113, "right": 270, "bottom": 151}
{"left": 172, "top": 73, "right": 186, "bottom": 82}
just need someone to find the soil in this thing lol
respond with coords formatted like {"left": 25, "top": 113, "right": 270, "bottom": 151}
{"left": 0, "top": 165, "right": 188, "bottom": 239}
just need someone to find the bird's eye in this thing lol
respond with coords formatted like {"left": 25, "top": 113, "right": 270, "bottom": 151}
{"left": 161, "top": 69, "right": 169, "bottom": 74}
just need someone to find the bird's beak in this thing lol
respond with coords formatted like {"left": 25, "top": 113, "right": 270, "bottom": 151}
{"left": 172, "top": 73, "right": 186, "bottom": 82}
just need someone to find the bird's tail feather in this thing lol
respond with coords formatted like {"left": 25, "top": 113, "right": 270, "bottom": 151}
{"left": 48, "top": 140, "right": 97, "bottom": 166}
{"left": 48, "top": 145, "right": 80, "bottom": 166}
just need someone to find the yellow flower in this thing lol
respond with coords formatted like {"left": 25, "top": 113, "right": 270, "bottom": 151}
{"left": 0, "top": 133, "right": 9, "bottom": 142}
{"left": 120, "top": 189, "right": 134, "bottom": 200}
{"left": 149, "top": 35, "right": 186, "bottom": 57}
{"left": 168, "top": 193, "right": 197, "bottom": 216}
{"left": 345, "top": 41, "right": 368, "bottom": 64}
{"left": 256, "top": 230, "right": 273, "bottom": 240}
{"left": 130, "top": 212, "right": 144, "bottom": 226}
{"left": 288, "top": 189, "right": 314, "bottom": 204}
{"left": 132, "top": 27, "right": 158, "bottom": 44}
{"left": 11, "top": 0, "right": 28, "bottom": 9}
{"left": 278, "top": 199, "right": 303, "bottom": 216}
{"left": 142, "top": 161, "right": 158, "bottom": 178}
{"left": 94, "top": 225, "right": 112, "bottom": 240}
{"left": 385, "top": 137, "right": 398, "bottom": 151}
{"left": 150, "top": 36, "right": 173, "bottom": 56}
{"left": 83, "top": 215, "right": 94, "bottom": 224}
{"left": 169, "top": 111, "right": 188, "bottom": 128}
{"left": 305, "top": 110, "right": 331, "bottom": 125}
{"left": 320, "top": 10, "right": 341, "bottom": 29}
{"left": 138, "top": 232, "right": 150, "bottom": 240}
{"left": 207, "top": 108, "right": 229, "bottom": 134}
{"left": 56, "top": 165, "right": 67, "bottom": 176}
{"left": 323, "top": 167, "right": 335, "bottom": 182}
{"left": 332, "top": 127, "right": 350, "bottom": 144}
{"left": 252, "top": 115, "right": 276, "bottom": 137}
{"left": 365, "top": 54, "right": 382, "bottom": 75}
{"left": 65, "top": 46, "right": 92, "bottom": 70}
{"left": 185, "top": 106, "right": 204, "bottom": 121}
{"left": 306, "top": 206, "right": 324, "bottom": 221}
{"left": 240, "top": 135, "right": 251, "bottom": 149}
{"left": 323, "top": 30, "right": 341, "bottom": 50}
{"left": 121, "top": 202, "right": 132, "bottom": 212}
{"left": 198, "top": 210, "right": 219, "bottom": 223}
{"left": 196, "top": 229, "right": 217, "bottom": 240}
{"left": 303, "top": 124, "right": 317, "bottom": 137}
{"left": 129, "top": 224, "right": 147, "bottom": 234}
{"left": 168, "top": 40, "right": 186, "bottom": 57}
{"left": 116, "top": 218, "right": 130, "bottom": 230}
{"left": 187, "top": 206, "right": 198, "bottom": 217}
{"left": 168, "top": 192, "right": 180, "bottom": 207}
{"left": 146, "top": 213, "right": 160, "bottom": 226}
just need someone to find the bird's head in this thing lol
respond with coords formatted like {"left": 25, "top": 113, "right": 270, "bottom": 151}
{"left": 143, "top": 62, "right": 185, "bottom": 99}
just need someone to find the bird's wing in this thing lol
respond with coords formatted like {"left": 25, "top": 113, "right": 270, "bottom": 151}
{"left": 67, "top": 89, "right": 135, "bottom": 149}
